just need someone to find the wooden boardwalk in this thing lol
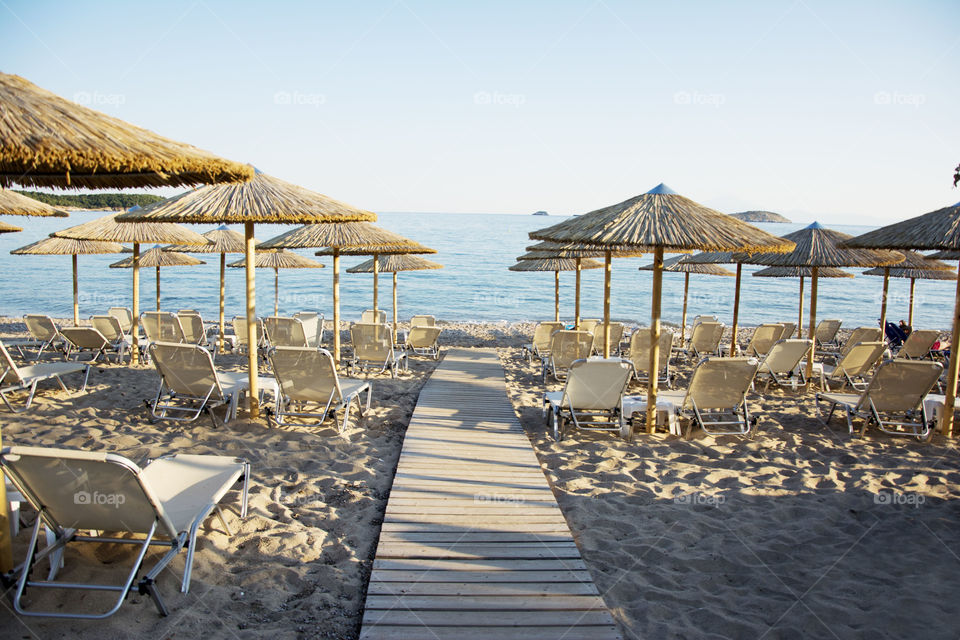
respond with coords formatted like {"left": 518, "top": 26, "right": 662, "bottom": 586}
{"left": 361, "top": 348, "right": 621, "bottom": 640}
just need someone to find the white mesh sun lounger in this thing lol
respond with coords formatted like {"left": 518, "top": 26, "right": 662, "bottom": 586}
{"left": 361, "top": 309, "right": 387, "bottom": 324}
{"left": 0, "top": 445, "right": 249, "bottom": 619}
{"left": 739, "top": 323, "right": 785, "bottom": 357}
{"left": 107, "top": 307, "right": 133, "bottom": 333}
{"left": 685, "top": 321, "right": 725, "bottom": 360}
{"left": 410, "top": 315, "right": 436, "bottom": 327}
{"left": 268, "top": 346, "right": 372, "bottom": 432}
{"left": 817, "top": 326, "right": 881, "bottom": 358}
{"left": 896, "top": 329, "right": 940, "bottom": 360}
{"left": 542, "top": 330, "right": 594, "bottom": 383}
{"left": 264, "top": 316, "right": 310, "bottom": 348}
{"left": 778, "top": 321, "right": 797, "bottom": 339}
{"left": 23, "top": 314, "right": 63, "bottom": 360}
{"left": 591, "top": 322, "right": 624, "bottom": 356}
{"left": 60, "top": 326, "right": 118, "bottom": 363}
{"left": 543, "top": 358, "right": 635, "bottom": 440}
{"left": 754, "top": 339, "right": 812, "bottom": 391}
{"left": 232, "top": 315, "right": 264, "bottom": 357}
{"left": 521, "top": 321, "right": 564, "bottom": 364}
{"left": 293, "top": 311, "right": 324, "bottom": 347}
{"left": 629, "top": 327, "right": 674, "bottom": 389}
{"left": 405, "top": 326, "right": 442, "bottom": 360}
{"left": 815, "top": 359, "right": 943, "bottom": 439}
{"left": 812, "top": 341, "right": 886, "bottom": 391}
{"left": 815, "top": 319, "right": 843, "bottom": 349}
{"left": 0, "top": 341, "right": 90, "bottom": 412}
{"left": 91, "top": 315, "right": 132, "bottom": 363}
{"left": 350, "top": 323, "right": 408, "bottom": 378}
{"left": 141, "top": 311, "right": 186, "bottom": 344}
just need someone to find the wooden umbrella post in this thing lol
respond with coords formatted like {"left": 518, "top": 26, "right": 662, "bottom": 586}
{"left": 602, "top": 251, "right": 612, "bottom": 358}
{"left": 333, "top": 250, "right": 341, "bottom": 367}
{"left": 908, "top": 278, "right": 916, "bottom": 327}
{"left": 554, "top": 270, "right": 560, "bottom": 322}
{"left": 392, "top": 271, "right": 399, "bottom": 344}
{"left": 218, "top": 253, "right": 226, "bottom": 353}
{"left": 646, "top": 247, "right": 664, "bottom": 434}
{"left": 574, "top": 257, "right": 581, "bottom": 330}
{"left": 681, "top": 272, "right": 690, "bottom": 341}
{"left": 0, "top": 429, "right": 11, "bottom": 571}
{"left": 730, "top": 262, "right": 742, "bottom": 355}
{"left": 798, "top": 276, "right": 805, "bottom": 338}
{"left": 244, "top": 222, "right": 259, "bottom": 420}
{"left": 941, "top": 263, "right": 960, "bottom": 437}
{"left": 879, "top": 267, "right": 890, "bottom": 332}
{"left": 130, "top": 242, "right": 140, "bottom": 365}
{"left": 155, "top": 266, "right": 161, "bottom": 311}
{"left": 274, "top": 267, "right": 279, "bottom": 316}
{"left": 72, "top": 254, "right": 79, "bottom": 325}
{"left": 372, "top": 255, "right": 379, "bottom": 319}
{"left": 804, "top": 267, "right": 819, "bottom": 384}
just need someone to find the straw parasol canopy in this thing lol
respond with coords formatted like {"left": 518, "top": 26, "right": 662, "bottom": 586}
{"left": 349, "top": 254, "right": 444, "bottom": 339}
{"left": 0, "top": 73, "right": 253, "bottom": 190}
{"left": 861, "top": 251, "right": 956, "bottom": 329}
{"left": 0, "top": 190, "right": 68, "bottom": 217}
{"left": 510, "top": 255, "right": 603, "bottom": 323}
{"left": 529, "top": 183, "right": 794, "bottom": 435}
{"left": 228, "top": 250, "right": 325, "bottom": 316}
{"left": 110, "top": 246, "right": 206, "bottom": 311}
{"left": 928, "top": 249, "right": 960, "bottom": 260}
{"left": 11, "top": 235, "right": 124, "bottom": 324}
{"left": 165, "top": 226, "right": 250, "bottom": 352}
{"left": 753, "top": 265, "right": 854, "bottom": 338}
{"left": 640, "top": 255, "right": 735, "bottom": 337}
{"left": 0, "top": 220, "right": 22, "bottom": 233}
{"left": 115, "top": 171, "right": 376, "bottom": 419}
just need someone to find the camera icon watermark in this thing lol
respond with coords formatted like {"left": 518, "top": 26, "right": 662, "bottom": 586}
{"left": 74, "top": 490, "right": 126, "bottom": 508}
{"left": 74, "top": 90, "right": 126, "bottom": 109}
{"left": 874, "top": 491, "right": 925, "bottom": 508}
{"left": 674, "top": 492, "right": 725, "bottom": 508}
{"left": 674, "top": 90, "right": 725, "bottom": 108}
{"left": 474, "top": 493, "right": 525, "bottom": 504}
{"left": 873, "top": 91, "right": 925, "bottom": 108}
{"left": 473, "top": 292, "right": 525, "bottom": 308}
{"left": 273, "top": 90, "right": 326, "bottom": 108}
{"left": 473, "top": 90, "right": 526, "bottom": 108}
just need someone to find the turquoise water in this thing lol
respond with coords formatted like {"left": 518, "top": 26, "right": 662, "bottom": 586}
{"left": 0, "top": 212, "right": 955, "bottom": 330}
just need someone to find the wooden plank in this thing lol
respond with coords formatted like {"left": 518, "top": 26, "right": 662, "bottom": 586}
{"left": 371, "top": 558, "right": 588, "bottom": 572}
{"left": 362, "top": 610, "right": 616, "bottom": 627}
{"left": 379, "top": 522, "right": 573, "bottom": 533}
{"left": 360, "top": 626, "right": 621, "bottom": 640}
{"left": 378, "top": 532, "right": 574, "bottom": 544}
{"left": 365, "top": 594, "right": 608, "bottom": 611}
{"left": 374, "top": 543, "right": 581, "bottom": 560}
{"left": 368, "top": 573, "right": 597, "bottom": 588}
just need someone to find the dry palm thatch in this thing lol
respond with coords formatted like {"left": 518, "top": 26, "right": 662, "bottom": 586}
{"left": 53, "top": 212, "right": 208, "bottom": 244}
{"left": 928, "top": 249, "right": 960, "bottom": 260}
{"left": 509, "top": 257, "right": 603, "bottom": 271}
{"left": 861, "top": 249, "right": 954, "bottom": 279}
{"left": 0, "top": 189, "right": 68, "bottom": 217}
{"left": 744, "top": 223, "right": 903, "bottom": 268}
{"left": 109, "top": 246, "right": 206, "bottom": 268}
{"left": 117, "top": 171, "right": 375, "bottom": 225}
{"left": 639, "top": 255, "right": 735, "bottom": 275}
{"left": 227, "top": 250, "right": 325, "bottom": 269}
{"left": 0, "top": 73, "right": 253, "bottom": 189}
{"left": 0, "top": 220, "right": 22, "bottom": 233}
{"left": 348, "top": 254, "right": 444, "bottom": 273}
{"left": 753, "top": 266, "right": 852, "bottom": 278}
{"left": 524, "top": 241, "right": 649, "bottom": 258}
{"left": 262, "top": 222, "right": 423, "bottom": 251}
{"left": 165, "top": 225, "right": 248, "bottom": 254}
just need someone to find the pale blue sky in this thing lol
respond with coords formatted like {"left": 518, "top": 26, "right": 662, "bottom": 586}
{"left": 2, "top": 0, "right": 958, "bottom": 223}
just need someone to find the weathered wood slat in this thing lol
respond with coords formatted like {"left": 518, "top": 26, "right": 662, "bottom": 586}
{"left": 367, "top": 576, "right": 598, "bottom": 591}
{"left": 360, "top": 626, "right": 620, "bottom": 640}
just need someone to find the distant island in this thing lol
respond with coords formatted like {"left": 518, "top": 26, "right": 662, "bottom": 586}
{"left": 532, "top": 210, "right": 549, "bottom": 216}
{"left": 15, "top": 190, "right": 166, "bottom": 211}
{"left": 730, "top": 210, "right": 791, "bottom": 223}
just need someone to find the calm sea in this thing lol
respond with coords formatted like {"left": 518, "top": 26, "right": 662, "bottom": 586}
{"left": 0, "top": 212, "right": 955, "bottom": 330}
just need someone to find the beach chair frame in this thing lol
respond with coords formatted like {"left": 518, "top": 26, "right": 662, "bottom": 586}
{"left": 60, "top": 326, "right": 116, "bottom": 363}
{"left": 405, "top": 326, "right": 442, "bottom": 360}
{"left": 685, "top": 321, "right": 725, "bottom": 361}
{"left": 264, "top": 316, "right": 310, "bottom": 348}
{"left": 521, "top": 321, "right": 564, "bottom": 364}
{"left": 542, "top": 330, "right": 594, "bottom": 383}
{"left": 754, "top": 339, "right": 812, "bottom": 392}
{"left": 410, "top": 315, "right": 436, "bottom": 327}
{"left": 815, "top": 341, "right": 886, "bottom": 391}
{"left": 896, "top": 329, "right": 940, "bottom": 360}
{"left": 349, "top": 323, "right": 409, "bottom": 378}
{"left": 543, "top": 358, "right": 635, "bottom": 440}
{"left": 629, "top": 327, "right": 675, "bottom": 389}
{"left": 0, "top": 342, "right": 90, "bottom": 413}
{"left": 91, "top": 315, "right": 131, "bottom": 363}
{"left": 293, "top": 311, "right": 324, "bottom": 347}
{"left": 23, "top": 314, "right": 63, "bottom": 360}
{"left": 741, "top": 323, "right": 786, "bottom": 358}
{"left": 107, "top": 307, "right": 133, "bottom": 333}
{"left": 148, "top": 342, "right": 246, "bottom": 427}
{"left": 591, "top": 322, "right": 625, "bottom": 356}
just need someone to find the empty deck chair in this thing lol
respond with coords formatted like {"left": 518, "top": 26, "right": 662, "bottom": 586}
{"left": 629, "top": 327, "right": 674, "bottom": 388}
{"left": 293, "top": 311, "right": 324, "bottom": 347}
{"left": 591, "top": 322, "right": 625, "bottom": 356}
{"left": 90, "top": 315, "right": 131, "bottom": 362}
{"left": 815, "top": 319, "right": 843, "bottom": 350}
{"left": 521, "top": 321, "right": 564, "bottom": 364}
{"left": 232, "top": 315, "right": 263, "bottom": 357}
{"left": 812, "top": 341, "right": 886, "bottom": 391}
{"left": 754, "top": 339, "right": 813, "bottom": 391}
{"left": 815, "top": 360, "right": 943, "bottom": 439}
{"left": 23, "top": 314, "right": 63, "bottom": 360}
{"left": 410, "top": 315, "right": 436, "bottom": 327}
{"left": 739, "top": 323, "right": 785, "bottom": 357}
{"left": 543, "top": 358, "right": 635, "bottom": 440}
{"left": 177, "top": 312, "right": 211, "bottom": 348}
{"left": 0, "top": 342, "right": 91, "bottom": 413}
{"left": 542, "top": 330, "right": 594, "bottom": 383}
{"left": 896, "top": 329, "right": 940, "bottom": 360}
{"left": 779, "top": 321, "right": 797, "bottom": 340}
{"left": 141, "top": 312, "right": 186, "bottom": 345}
{"left": 148, "top": 342, "right": 249, "bottom": 426}
{"left": 268, "top": 347, "right": 372, "bottom": 432}
{"left": 349, "top": 323, "right": 408, "bottom": 378}
{"left": 818, "top": 326, "right": 881, "bottom": 358}
{"left": 107, "top": 307, "right": 133, "bottom": 333}
{"left": 405, "top": 326, "right": 442, "bottom": 359}
{"left": 264, "top": 316, "right": 309, "bottom": 348}
{"left": 0, "top": 445, "right": 249, "bottom": 618}
{"left": 685, "top": 321, "right": 725, "bottom": 360}
{"left": 60, "top": 327, "right": 119, "bottom": 363}
{"left": 361, "top": 309, "right": 387, "bottom": 324}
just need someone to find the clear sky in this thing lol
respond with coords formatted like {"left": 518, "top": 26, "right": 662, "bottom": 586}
{"left": 2, "top": 0, "right": 958, "bottom": 224}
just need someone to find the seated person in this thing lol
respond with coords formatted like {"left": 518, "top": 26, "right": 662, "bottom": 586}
{"left": 899, "top": 320, "right": 913, "bottom": 337}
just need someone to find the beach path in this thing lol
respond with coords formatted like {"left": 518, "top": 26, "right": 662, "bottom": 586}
{"left": 360, "top": 348, "right": 621, "bottom": 640}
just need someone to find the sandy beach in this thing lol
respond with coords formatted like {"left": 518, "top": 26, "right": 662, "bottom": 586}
{"left": 0, "top": 318, "right": 958, "bottom": 639}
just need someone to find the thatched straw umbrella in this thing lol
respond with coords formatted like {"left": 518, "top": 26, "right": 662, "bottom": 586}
{"left": 0, "top": 73, "right": 253, "bottom": 189}
{"left": 0, "top": 221, "right": 22, "bottom": 233}
{"left": 753, "top": 265, "right": 854, "bottom": 337}
{"left": 53, "top": 212, "right": 208, "bottom": 364}
{"left": 166, "top": 226, "right": 249, "bottom": 352}
{"left": 510, "top": 255, "right": 603, "bottom": 323}
{"left": 529, "top": 183, "right": 793, "bottom": 434}
{"left": 261, "top": 222, "right": 432, "bottom": 367}
{"left": 640, "top": 255, "right": 735, "bottom": 338}
{"left": 861, "top": 251, "right": 954, "bottom": 328}
{"left": 349, "top": 254, "right": 444, "bottom": 341}
{"left": 743, "top": 222, "right": 903, "bottom": 382}
{"left": 0, "top": 189, "right": 68, "bottom": 217}
{"left": 11, "top": 235, "right": 124, "bottom": 324}
{"left": 841, "top": 202, "right": 960, "bottom": 435}
{"left": 110, "top": 246, "right": 206, "bottom": 311}
{"left": 227, "top": 250, "right": 325, "bottom": 316}
{"left": 116, "top": 171, "right": 375, "bottom": 420}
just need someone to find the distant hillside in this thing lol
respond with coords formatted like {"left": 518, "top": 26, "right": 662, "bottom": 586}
{"left": 730, "top": 210, "right": 791, "bottom": 223}
{"left": 14, "top": 190, "right": 165, "bottom": 211}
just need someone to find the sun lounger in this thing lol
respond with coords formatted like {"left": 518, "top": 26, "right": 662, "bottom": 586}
{"left": 0, "top": 445, "right": 249, "bottom": 618}
{"left": 23, "top": 314, "right": 63, "bottom": 360}
{"left": 0, "top": 342, "right": 91, "bottom": 412}
{"left": 267, "top": 346, "right": 371, "bottom": 432}
{"left": 232, "top": 315, "right": 264, "bottom": 357}
{"left": 361, "top": 309, "right": 387, "bottom": 324}
{"left": 107, "top": 307, "right": 133, "bottom": 333}
{"left": 815, "top": 319, "right": 843, "bottom": 350}
{"left": 405, "top": 326, "right": 442, "bottom": 359}
{"left": 591, "top": 322, "right": 624, "bottom": 356}
{"left": 578, "top": 318, "right": 600, "bottom": 334}
{"left": 141, "top": 311, "right": 187, "bottom": 344}
{"left": 896, "top": 329, "right": 940, "bottom": 360}
{"left": 90, "top": 315, "right": 132, "bottom": 362}
{"left": 264, "top": 316, "right": 309, "bottom": 348}
{"left": 543, "top": 357, "right": 634, "bottom": 440}
{"left": 628, "top": 327, "right": 674, "bottom": 389}
{"left": 521, "top": 321, "right": 564, "bottom": 364}
{"left": 542, "top": 330, "right": 594, "bottom": 383}
{"left": 685, "top": 321, "right": 725, "bottom": 360}
{"left": 754, "top": 339, "right": 812, "bottom": 391}
{"left": 148, "top": 342, "right": 249, "bottom": 426}
{"left": 739, "top": 323, "right": 785, "bottom": 357}
{"left": 811, "top": 341, "right": 886, "bottom": 391}
{"left": 410, "top": 315, "right": 436, "bottom": 327}
{"left": 293, "top": 311, "right": 324, "bottom": 347}
{"left": 815, "top": 359, "right": 943, "bottom": 439}
{"left": 779, "top": 321, "right": 797, "bottom": 339}
{"left": 817, "top": 326, "right": 881, "bottom": 358}
{"left": 60, "top": 327, "right": 119, "bottom": 363}
{"left": 177, "top": 311, "right": 214, "bottom": 350}
{"left": 349, "top": 323, "right": 408, "bottom": 378}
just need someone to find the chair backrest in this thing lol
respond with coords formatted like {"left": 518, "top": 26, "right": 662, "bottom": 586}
{"left": 108, "top": 307, "right": 133, "bottom": 333}
{"left": 899, "top": 329, "right": 940, "bottom": 359}
{"left": 858, "top": 360, "right": 943, "bottom": 413}
{"left": 683, "top": 357, "right": 759, "bottom": 411}
{"left": 177, "top": 309, "right": 198, "bottom": 315}
{"left": 840, "top": 327, "right": 883, "bottom": 357}
{"left": 592, "top": 322, "right": 624, "bottom": 354}
{"left": 407, "top": 326, "right": 442, "bottom": 349}
{"left": 579, "top": 319, "right": 600, "bottom": 334}
{"left": 264, "top": 316, "right": 308, "bottom": 348}
{"left": 744, "top": 323, "right": 785, "bottom": 356}
{"left": 141, "top": 312, "right": 185, "bottom": 343}
{"left": 561, "top": 358, "right": 633, "bottom": 410}
{"left": 411, "top": 315, "right": 436, "bottom": 327}
{"left": 269, "top": 346, "right": 343, "bottom": 404}
{"left": 177, "top": 312, "right": 206, "bottom": 345}
{"left": 232, "top": 316, "right": 259, "bottom": 347}
{"left": 24, "top": 314, "right": 58, "bottom": 342}
{"left": 60, "top": 327, "right": 109, "bottom": 351}
{"left": 691, "top": 314, "right": 718, "bottom": 329}
{"left": 549, "top": 330, "right": 594, "bottom": 371}
{"left": 759, "top": 339, "right": 812, "bottom": 374}
{"left": 629, "top": 328, "right": 673, "bottom": 375}
{"left": 361, "top": 309, "right": 387, "bottom": 324}
{"left": 293, "top": 312, "right": 322, "bottom": 347}
{"left": 90, "top": 315, "right": 124, "bottom": 342}
{"left": 351, "top": 323, "right": 393, "bottom": 361}
{"left": 835, "top": 341, "right": 887, "bottom": 378}
{"left": 148, "top": 342, "right": 224, "bottom": 401}
{"left": 532, "top": 322, "right": 564, "bottom": 351}
{"left": 691, "top": 322, "right": 725, "bottom": 354}
{"left": 815, "top": 319, "right": 842, "bottom": 344}
{"left": 779, "top": 322, "right": 796, "bottom": 339}
{"left": 0, "top": 342, "right": 24, "bottom": 384}
{"left": 0, "top": 446, "right": 177, "bottom": 537}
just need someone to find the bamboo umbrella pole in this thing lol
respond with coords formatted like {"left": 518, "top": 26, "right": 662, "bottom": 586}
{"left": 554, "top": 270, "right": 560, "bottom": 322}
{"left": 131, "top": 243, "right": 141, "bottom": 365}
{"left": 681, "top": 272, "right": 690, "bottom": 341}
{"left": 155, "top": 266, "right": 161, "bottom": 311}
{"left": 602, "top": 251, "right": 612, "bottom": 358}
{"left": 274, "top": 267, "right": 279, "bottom": 316}
{"left": 373, "top": 254, "right": 379, "bottom": 319}
{"left": 908, "top": 278, "right": 916, "bottom": 327}
{"left": 0, "top": 437, "right": 9, "bottom": 570}
{"left": 730, "top": 263, "right": 743, "bottom": 355}
{"left": 244, "top": 222, "right": 259, "bottom": 419}
{"left": 798, "top": 276, "right": 804, "bottom": 338}
{"left": 646, "top": 247, "right": 664, "bottom": 433}
{"left": 333, "top": 250, "right": 341, "bottom": 367}
{"left": 72, "top": 254, "right": 79, "bottom": 325}
{"left": 218, "top": 253, "right": 226, "bottom": 353}
{"left": 879, "top": 267, "right": 890, "bottom": 331}
{"left": 942, "top": 262, "right": 960, "bottom": 437}
{"left": 804, "top": 267, "right": 819, "bottom": 383}
{"left": 574, "top": 258, "right": 582, "bottom": 330}
{"left": 392, "top": 271, "right": 399, "bottom": 343}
